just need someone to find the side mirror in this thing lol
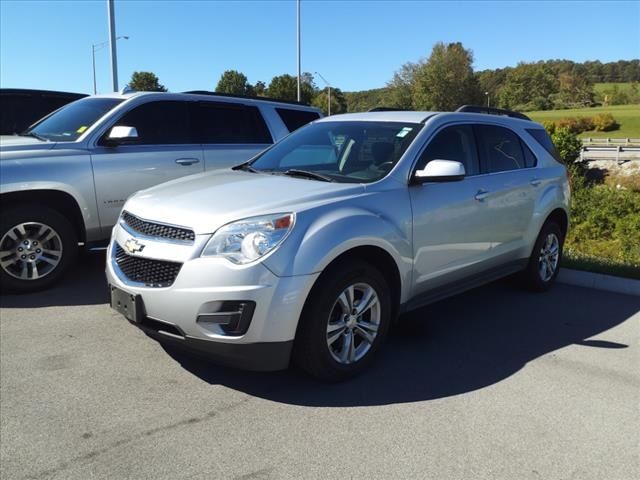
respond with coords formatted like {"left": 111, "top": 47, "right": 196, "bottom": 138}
{"left": 105, "top": 125, "right": 138, "bottom": 145}
{"left": 413, "top": 159, "right": 466, "bottom": 184}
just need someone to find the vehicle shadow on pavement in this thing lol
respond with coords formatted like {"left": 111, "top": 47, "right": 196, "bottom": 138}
{"left": 0, "top": 252, "right": 109, "bottom": 308}
{"left": 164, "top": 280, "right": 639, "bottom": 406}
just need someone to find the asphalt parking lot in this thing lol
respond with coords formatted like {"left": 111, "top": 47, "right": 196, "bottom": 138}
{"left": 1, "top": 253, "right": 638, "bottom": 480}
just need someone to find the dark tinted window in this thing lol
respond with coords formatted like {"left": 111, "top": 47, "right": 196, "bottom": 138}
{"left": 417, "top": 125, "right": 480, "bottom": 175}
{"left": 521, "top": 140, "right": 537, "bottom": 168}
{"left": 196, "top": 103, "right": 272, "bottom": 144}
{"left": 112, "top": 101, "right": 192, "bottom": 145}
{"left": 476, "top": 125, "right": 525, "bottom": 173}
{"left": 0, "top": 91, "right": 86, "bottom": 135}
{"left": 27, "top": 97, "right": 122, "bottom": 142}
{"left": 276, "top": 108, "right": 320, "bottom": 132}
{"left": 526, "top": 128, "right": 562, "bottom": 162}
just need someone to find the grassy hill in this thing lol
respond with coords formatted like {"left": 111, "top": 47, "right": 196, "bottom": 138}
{"left": 528, "top": 104, "right": 640, "bottom": 138}
{"left": 594, "top": 82, "right": 638, "bottom": 95}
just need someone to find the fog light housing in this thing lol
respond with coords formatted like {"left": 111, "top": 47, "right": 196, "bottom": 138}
{"left": 196, "top": 301, "right": 256, "bottom": 336}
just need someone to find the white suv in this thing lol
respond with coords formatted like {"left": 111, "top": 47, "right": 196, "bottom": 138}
{"left": 0, "top": 91, "right": 321, "bottom": 292}
{"left": 106, "top": 106, "right": 570, "bottom": 381}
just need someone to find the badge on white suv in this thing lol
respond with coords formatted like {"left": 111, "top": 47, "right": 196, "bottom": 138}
{"left": 124, "top": 238, "right": 145, "bottom": 255}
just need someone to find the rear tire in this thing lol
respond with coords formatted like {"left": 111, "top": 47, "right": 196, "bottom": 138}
{"left": 0, "top": 206, "right": 78, "bottom": 293}
{"left": 522, "top": 221, "right": 564, "bottom": 292}
{"left": 293, "top": 260, "right": 391, "bottom": 382}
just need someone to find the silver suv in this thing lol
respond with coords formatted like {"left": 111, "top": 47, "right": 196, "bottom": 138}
{"left": 106, "top": 107, "right": 570, "bottom": 381}
{"left": 0, "top": 91, "right": 321, "bottom": 291}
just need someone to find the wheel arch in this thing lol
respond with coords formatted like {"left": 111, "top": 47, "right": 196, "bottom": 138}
{"left": 0, "top": 189, "right": 87, "bottom": 243}
{"left": 305, "top": 245, "right": 403, "bottom": 323}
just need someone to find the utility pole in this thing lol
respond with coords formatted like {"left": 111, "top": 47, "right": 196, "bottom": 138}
{"left": 296, "top": 0, "right": 301, "bottom": 102}
{"left": 315, "top": 71, "right": 332, "bottom": 116}
{"left": 107, "top": 0, "right": 119, "bottom": 92}
{"left": 92, "top": 36, "right": 128, "bottom": 95}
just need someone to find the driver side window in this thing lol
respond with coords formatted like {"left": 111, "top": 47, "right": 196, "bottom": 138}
{"left": 417, "top": 125, "right": 479, "bottom": 176}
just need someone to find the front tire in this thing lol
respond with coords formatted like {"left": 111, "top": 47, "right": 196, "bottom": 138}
{"left": 0, "top": 206, "right": 78, "bottom": 293}
{"left": 522, "top": 221, "right": 564, "bottom": 292}
{"left": 293, "top": 260, "right": 391, "bottom": 382}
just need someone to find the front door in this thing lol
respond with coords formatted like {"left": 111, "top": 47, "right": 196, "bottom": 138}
{"left": 91, "top": 100, "right": 204, "bottom": 231}
{"left": 410, "top": 124, "right": 494, "bottom": 295}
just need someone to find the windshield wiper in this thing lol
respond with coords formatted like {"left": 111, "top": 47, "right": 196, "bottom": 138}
{"left": 19, "top": 132, "right": 48, "bottom": 142}
{"left": 283, "top": 169, "right": 334, "bottom": 182}
{"left": 232, "top": 162, "right": 259, "bottom": 173}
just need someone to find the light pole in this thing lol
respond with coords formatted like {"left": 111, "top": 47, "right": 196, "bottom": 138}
{"left": 315, "top": 71, "right": 332, "bottom": 116}
{"left": 296, "top": 0, "right": 301, "bottom": 102}
{"left": 485, "top": 91, "right": 490, "bottom": 108}
{"left": 92, "top": 36, "right": 128, "bottom": 94}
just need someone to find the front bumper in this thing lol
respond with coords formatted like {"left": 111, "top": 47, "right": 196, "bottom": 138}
{"left": 106, "top": 224, "right": 319, "bottom": 371}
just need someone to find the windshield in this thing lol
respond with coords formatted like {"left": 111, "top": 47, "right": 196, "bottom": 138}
{"left": 25, "top": 97, "right": 124, "bottom": 142}
{"left": 250, "top": 121, "right": 422, "bottom": 183}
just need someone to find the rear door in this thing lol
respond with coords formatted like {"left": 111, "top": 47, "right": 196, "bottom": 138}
{"left": 196, "top": 102, "right": 273, "bottom": 171}
{"left": 91, "top": 100, "right": 204, "bottom": 231}
{"left": 473, "top": 124, "right": 537, "bottom": 261}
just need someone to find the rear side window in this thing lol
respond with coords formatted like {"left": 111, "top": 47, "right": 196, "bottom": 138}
{"left": 196, "top": 102, "right": 272, "bottom": 144}
{"left": 417, "top": 125, "right": 480, "bottom": 176}
{"left": 114, "top": 101, "right": 193, "bottom": 145}
{"left": 276, "top": 108, "right": 320, "bottom": 132}
{"left": 526, "top": 128, "right": 562, "bottom": 162}
{"left": 521, "top": 141, "right": 538, "bottom": 168}
{"left": 475, "top": 125, "right": 525, "bottom": 173}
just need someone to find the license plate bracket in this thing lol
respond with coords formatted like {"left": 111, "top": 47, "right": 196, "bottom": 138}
{"left": 110, "top": 286, "right": 144, "bottom": 323}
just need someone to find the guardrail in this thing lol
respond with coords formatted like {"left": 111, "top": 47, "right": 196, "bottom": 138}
{"left": 580, "top": 144, "right": 640, "bottom": 163}
{"left": 582, "top": 138, "right": 640, "bottom": 146}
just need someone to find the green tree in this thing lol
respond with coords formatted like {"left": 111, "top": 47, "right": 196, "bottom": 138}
{"left": 128, "top": 71, "right": 167, "bottom": 92}
{"left": 385, "top": 61, "right": 420, "bottom": 109}
{"left": 312, "top": 87, "right": 347, "bottom": 115}
{"left": 253, "top": 80, "right": 267, "bottom": 96}
{"left": 267, "top": 73, "right": 316, "bottom": 104}
{"left": 499, "top": 63, "right": 558, "bottom": 110}
{"left": 412, "top": 42, "right": 481, "bottom": 111}
{"left": 215, "top": 70, "right": 253, "bottom": 96}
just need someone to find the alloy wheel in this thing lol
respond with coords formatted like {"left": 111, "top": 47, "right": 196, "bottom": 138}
{"left": 0, "top": 222, "right": 63, "bottom": 281}
{"left": 326, "top": 282, "right": 381, "bottom": 365}
{"left": 538, "top": 232, "right": 559, "bottom": 282}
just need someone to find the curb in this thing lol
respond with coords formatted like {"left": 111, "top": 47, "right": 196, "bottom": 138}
{"left": 557, "top": 268, "right": 640, "bottom": 296}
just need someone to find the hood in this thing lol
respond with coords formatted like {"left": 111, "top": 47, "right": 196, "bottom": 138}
{"left": 125, "top": 169, "right": 365, "bottom": 234}
{"left": 0, "top": 135, "right": 57, "bottom": 153}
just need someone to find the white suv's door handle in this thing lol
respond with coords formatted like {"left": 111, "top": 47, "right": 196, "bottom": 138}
{"left": 175, "top": 158, "right": 200, "bottom": 166}
{"left": 474, "top": 189, "right": 489, "bottom": 201}
{"left": 530, "top": 178, "right": 542, "bottom": 186}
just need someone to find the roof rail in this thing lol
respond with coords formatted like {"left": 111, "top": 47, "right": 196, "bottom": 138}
{"left": 455, "top": 105, "right": 531, "bottom": 121}
{"left": 368, "top": 107, "right": 414, "bottom": 112}
{"left": 182, "top": 90, "right": 310, "bottom": 107}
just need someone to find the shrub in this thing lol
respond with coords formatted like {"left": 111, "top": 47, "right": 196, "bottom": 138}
{"left": 555, "top": 117, "right": 581, "bottom": 134}
{"left": 567, "top": 184, "right": 640, "bottom": 266}
{"left": 542, "top": 120, "right": 556, "bottom": 135}
{"left": 551, "top": 127, "right": 583, "bottom": 164}
{"left": 592, "top": 113, "right": 619, "bottom": 132}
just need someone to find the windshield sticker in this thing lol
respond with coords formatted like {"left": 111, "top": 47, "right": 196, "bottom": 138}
{"left": 76, "top": 126, "right": 88, "bottom": 134}
{"left": 396, "top": 127, "right": 413, "bottom": 138}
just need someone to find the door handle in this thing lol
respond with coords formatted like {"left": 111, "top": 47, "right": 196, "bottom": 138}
{"left": 530, "top": 178, "right": 542, "bottom": 187}
{"left": 474, "top": 189, "right": 489, "bottom": 201}
{"left": 175, "top": 158, "right": 200, "bottom": 166}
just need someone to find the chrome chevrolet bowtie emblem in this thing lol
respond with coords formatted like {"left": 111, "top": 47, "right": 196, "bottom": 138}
{"left": 124, "top": 238, "right": 145, "bottom": 255}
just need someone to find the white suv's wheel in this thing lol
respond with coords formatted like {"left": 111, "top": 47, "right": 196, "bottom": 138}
{"left": 0, "top": 206, "right": 78, "bottom": 293}
{"left": 293, "top": 260, "right": 391, "bottom": 381}
{"left": 523, "top": 221, "right": 564, "bottom": 291}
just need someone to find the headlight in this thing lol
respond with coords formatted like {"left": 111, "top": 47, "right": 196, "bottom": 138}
{"left": 201, "top": 213, "right": 295, "bottom": 264}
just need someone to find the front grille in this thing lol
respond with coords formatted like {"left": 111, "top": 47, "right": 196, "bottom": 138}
{"left": 114, "top": 244, "right": 182, "bottom": 287}
{"left": 122, "top": 211, "right": 195, "bottom": 243}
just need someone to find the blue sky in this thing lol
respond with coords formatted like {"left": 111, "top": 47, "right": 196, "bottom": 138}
{"left": 1, "top": 0, "right": 639, "bottom": 94}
